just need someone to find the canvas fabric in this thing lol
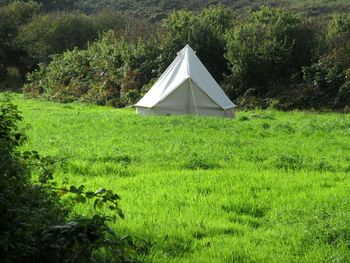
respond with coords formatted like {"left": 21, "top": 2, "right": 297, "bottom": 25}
{"left": 135, "top": 44, "right": 236, "bottom": 117}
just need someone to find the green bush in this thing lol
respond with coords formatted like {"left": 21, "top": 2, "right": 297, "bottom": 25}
{"left": 0, "top": 1, "right": 40, "bottom": 79}
{"left": 301, "top": 14, "right": 350, "bottom": 109}
{"left": 1, "top": 1, "right": 151, "bottom": 91}
{"left": 225, "top": 7, "right": 312, "bottom": 98}
{"left": 18, "top": 11, "right": 99, "bottom": 63}
{"left": 0, "top": 102, "right": 137, "bottom": 262}
{"left": 160, "top": 6, "right": 232, "bottom": 82}
{"left": 24, "top": 31, "right": 159, "bottom": 105}
{"left": 92, "top": 9, "right": 156, "bottom": 42}
{"left": 4, "top": 2, "right": 349, "bottom": 110}
{"left": 0, "top": 103, "right": 66, "bottom": 260}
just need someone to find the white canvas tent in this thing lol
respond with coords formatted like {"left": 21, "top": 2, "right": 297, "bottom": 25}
{"left": 135, "top": 44, "right": 236, "bottom": 117}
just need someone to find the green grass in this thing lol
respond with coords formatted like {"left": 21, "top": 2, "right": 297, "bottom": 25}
{"left": 4, "top": 93, "right": 350, "bottom": 262}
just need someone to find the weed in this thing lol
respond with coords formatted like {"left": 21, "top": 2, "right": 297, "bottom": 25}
{"left": 273, "top": 153, "right": 305, "bottom": 170}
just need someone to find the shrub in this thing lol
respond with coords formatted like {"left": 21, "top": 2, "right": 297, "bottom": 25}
{"left": 18, "top": 11, "right": 99, "bottom": 63}
{"left": 301, "top": 14, "right": 350, "bottom": 109}
{"left": 92, "top": 9, "right": 157, "bottom": 42}
{"left": 336, "top": 79, "right": 350, "bottom": 107}
{"left": 0, "top": 102, "right": 136, "bottom": 262}
{"left": 0, "top": 102, "right": 65, "bottom": 260}
{"left": 225, "top": 7, "right": 313, "bottom": 98}
{"left": 0, "top": 1, "right": 40, "bottom": 79}
{"left": 24, "top": 31, "right": 159, "bottom": 105}
{"left": 160, "top": 6, "right": 232, "bottom": 82}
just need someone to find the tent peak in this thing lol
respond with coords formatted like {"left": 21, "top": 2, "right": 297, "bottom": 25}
{"left": 135, "top": 43, "right": 236, "bottom": 116}
{"left": 178, "top": 44, "right": 196, "bottom": 55}
{"left": 184, "top": 44, "right": 195, "bottom": 52}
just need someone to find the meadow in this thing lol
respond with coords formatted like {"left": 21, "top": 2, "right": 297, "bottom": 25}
{"left": 5, "top": 93, "right": 350, "bottom": 262}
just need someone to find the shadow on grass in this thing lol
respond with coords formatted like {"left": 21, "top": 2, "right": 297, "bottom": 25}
{"left": 182, "top": 155, "right": 220, "bottom": 170}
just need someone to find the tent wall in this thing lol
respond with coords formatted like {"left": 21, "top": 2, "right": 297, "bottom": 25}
{"left": 136, "top": 79, "right": 235, "bottom": 118}
{"left": 155, "top": 81, "right": 190, "bottom": 113}
{"left": 188, "top": 80, "right": 222, "bottom": 114}
{"left": 135, "top": 106, "right": 235, "bottom": 118}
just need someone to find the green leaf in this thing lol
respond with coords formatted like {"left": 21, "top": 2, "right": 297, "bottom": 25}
{"left": 97, "top": 200, "right": 104, "bottom": 209}
{"left": 118, "top": 210, "right": 124, "bottom": 219}
{"left": 85, "top": 191, "right": 95, "bottom": 199}
{"left": 93, "top": 199, "right": 100, "bottom": 210}
{"left": 69, "top": 185, "right": 79, "bottom": 193}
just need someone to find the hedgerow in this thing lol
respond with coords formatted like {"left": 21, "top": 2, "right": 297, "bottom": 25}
{"left": 24, "top": 31, "right": 160, "bottom": 106}
{"left": 20, "top": 6, "right": 350, "bottom": 110}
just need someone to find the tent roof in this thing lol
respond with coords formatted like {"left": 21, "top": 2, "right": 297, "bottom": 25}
{"left": 135, "top": 44, "right": 236, "bottom": 110}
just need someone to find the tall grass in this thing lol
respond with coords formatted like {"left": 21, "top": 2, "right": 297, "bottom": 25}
{"left": 4, "top": 93, "right": 350, "bottom": 262}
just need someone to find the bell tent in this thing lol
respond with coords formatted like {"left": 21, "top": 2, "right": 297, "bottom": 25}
{"left": 135, "top": 44, "right": 236, "bottom": 117}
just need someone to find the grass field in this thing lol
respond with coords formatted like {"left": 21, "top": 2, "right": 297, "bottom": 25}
{"left": 3, "top": 93, "right": 350, "bottom": 262}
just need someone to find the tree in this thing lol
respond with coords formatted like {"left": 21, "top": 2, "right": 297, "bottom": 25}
{"left": 18, "top": 11, "right": 99, "bottom": 63}
{"left": 225, "top": 7, "right": 311, "bottom": 97}
{"left": 302, "top": 14, "right": 350, "bottom": 108}
{"left": 0, "top": 0, "right": 40, "bottom": 79}
{"left": 160, "top": 6, "right": 232, "bottom": 82}
{"left": 326, "top": 14, "right": 350, "bottom": 67}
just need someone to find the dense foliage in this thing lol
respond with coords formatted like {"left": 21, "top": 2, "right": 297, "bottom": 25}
{"left": 0, "top": 100, "right": 136, "bottom": 262}
{"left": 301, "top": 14, "right": 350, "bottom": 109}
{"left": 24, "top": 31, "right": 159, "bottom": 106}
{"left": 225, "top": 8, "right": 310, "bottom": 95}
{"left": 0, "top": 1, "right": 349, "bottom": 109}
{"left": 18, "top": 11, "right": 99, "bottom": 63}
{"left": 160, "top": 6, "right": 232, "bottom": 82}
{"left": 2, "top": 0, "right": 350, "bottom": 18}
{"left": 0, "top": 1, "right": 40, "bottom": 80}
{"left": 22, "top": 5, "right": 349, "bottom": 110}
{"left": 0, "top": 1, "right": 149, "bottom": 89}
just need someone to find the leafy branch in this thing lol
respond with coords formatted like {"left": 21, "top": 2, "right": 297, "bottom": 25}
{"left": 55, "top": 185, "right": 124, "bottom": 220}
{"left": 21, "top": 150, "right": 125, "bottom": 220}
